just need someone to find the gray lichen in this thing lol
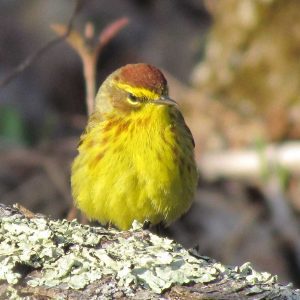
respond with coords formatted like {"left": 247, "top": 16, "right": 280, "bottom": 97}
{"left": 0, "top": 213, "right": 297, "bottom": 298}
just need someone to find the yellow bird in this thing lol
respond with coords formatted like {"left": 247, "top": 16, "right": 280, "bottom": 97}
{"left": 71, "top": 63, "right": 198, "bottom": 230}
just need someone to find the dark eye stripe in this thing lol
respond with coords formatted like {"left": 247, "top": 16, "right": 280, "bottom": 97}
{"left": 128, "top": 94, "right": 138, "bottom": 102}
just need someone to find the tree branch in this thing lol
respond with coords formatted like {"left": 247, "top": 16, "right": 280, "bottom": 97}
{"left": 199, "top": 142, "right": 300, "bottom": 180}
{"left": 0, "top": 204, "right": 299, "bottom": 299}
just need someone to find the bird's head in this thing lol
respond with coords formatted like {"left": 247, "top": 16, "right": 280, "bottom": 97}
{"left": 95, "top": 63, "right": 177, "bottom": 115}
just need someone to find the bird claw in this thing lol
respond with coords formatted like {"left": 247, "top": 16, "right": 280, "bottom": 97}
{"left": 142, "top": 220, "right": 151, "bottom": 230}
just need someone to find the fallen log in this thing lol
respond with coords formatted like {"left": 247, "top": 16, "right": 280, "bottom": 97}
{"left": 0, "top": 204, "right": 299, "bottom": 299}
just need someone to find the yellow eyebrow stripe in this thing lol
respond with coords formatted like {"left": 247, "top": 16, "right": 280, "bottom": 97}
{"left": 114, "top": 81, "right": 159, "bottom": 99}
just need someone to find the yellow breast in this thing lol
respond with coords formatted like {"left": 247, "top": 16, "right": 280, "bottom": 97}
{"left": 71, "top": 104, "right": 197, "bottom": 230}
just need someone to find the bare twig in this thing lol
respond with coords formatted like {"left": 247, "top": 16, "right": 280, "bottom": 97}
{"left": 199, "top": 142, "right": 300, "bottom": 180}
{"left": 0, "top": 0, "right": 86, "bottom": 89}
{"left": 96, "top": 17, "right": 129, "bottom": 58}
{"left": 263, "top": 174, "right": 300, "bottom": 274}
{"left": 52, "top": 17, "right": 129, "bottom": 115}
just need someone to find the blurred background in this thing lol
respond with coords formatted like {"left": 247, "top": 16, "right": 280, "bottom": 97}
{"left": 1, "top": 0, "right": 300, "bottom": 287}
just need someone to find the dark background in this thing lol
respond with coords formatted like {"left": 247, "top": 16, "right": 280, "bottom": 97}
{"left": 1, "top": 0, "right": 300, "bottom": 287}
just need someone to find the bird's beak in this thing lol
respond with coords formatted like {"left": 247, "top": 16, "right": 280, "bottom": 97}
{"left": 153, "top": 96, "right": 178, "bottom": 106}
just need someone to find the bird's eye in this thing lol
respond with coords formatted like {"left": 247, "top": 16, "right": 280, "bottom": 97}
{"left": 127, "top": 94, "right": 140, "bottom": 105}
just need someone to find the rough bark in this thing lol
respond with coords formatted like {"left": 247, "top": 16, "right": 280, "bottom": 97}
{"left": 0, "top": 204, "right": 299, "bottom": 300}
